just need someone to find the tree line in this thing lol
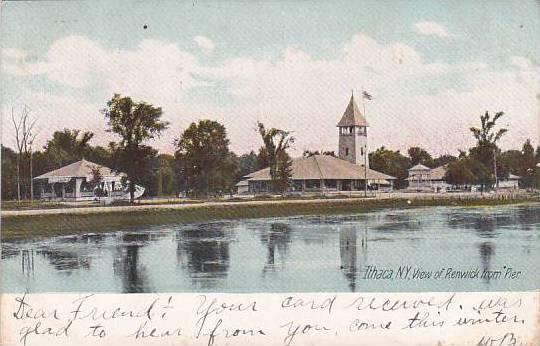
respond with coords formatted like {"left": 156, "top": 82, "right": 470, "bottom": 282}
{"left": 2, "top": 95, "right": 539, "bottom": 201}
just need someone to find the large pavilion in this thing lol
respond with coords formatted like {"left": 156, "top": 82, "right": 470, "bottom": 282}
{"left": 33, "top": 159, "right": 143, "bottom": 201}
{"left": 238, "top": 94, "right": 396, "bottom": 194}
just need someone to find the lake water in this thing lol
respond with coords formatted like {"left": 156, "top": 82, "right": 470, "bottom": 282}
{"left": 1, "top": 204, "right": 539, "bottom": 293}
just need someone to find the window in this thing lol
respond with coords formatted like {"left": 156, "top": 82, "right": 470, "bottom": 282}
{"left": 345, "top": 147, "right": 349, "bottom": 156}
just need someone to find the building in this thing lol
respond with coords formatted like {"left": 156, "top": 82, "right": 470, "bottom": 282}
{"left": 498, "top": 173, "right": 521, "bottom": 189}
{"left": 406, "top": 164, "right": 450, "bottom": 192}
{"left": 240, "top": 94, "right": 396, "bottom": 194}
{"left": 33, "top": 159, "right": 144, "bottom": 201}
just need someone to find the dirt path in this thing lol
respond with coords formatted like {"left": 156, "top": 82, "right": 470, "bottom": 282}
{"left": 2, "top": 191, "right": 529, "bottom": 217}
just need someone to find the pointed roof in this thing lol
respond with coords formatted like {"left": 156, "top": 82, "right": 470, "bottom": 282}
{"left": 34, "top": 159, "right": 125, "bottom": 180}
{"left": 245, "top": 155, "right": 395, "bottom": 181}
{"left": 337, "top": 94, "right": 369, "bottom": 127}
{"left": 408, "top": 163, "right": 431, "bottom": 172}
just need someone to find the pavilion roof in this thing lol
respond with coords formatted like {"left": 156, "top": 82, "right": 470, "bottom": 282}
{"left": 34, "top": 159, "right": 125, "bottom": 180}
{"left": 408, "top": 163, "right": 431, "bottom": 172}
{"left": 245, "top": 155, "right": 395, "bottom": 181}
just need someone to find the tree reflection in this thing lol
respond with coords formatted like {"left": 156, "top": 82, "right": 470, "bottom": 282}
{"left": 478, "top": 241, "right": 495, "bottom": 284}
{"left": 21, "top": 249, "right": 35, "bottom": 277}
{"left": 39, "top": 248, "right": 91, "bottom": 272}
{"left": 176, "top": 224, "right": 232, "bottom": 288}
{"left": 339, "top": 224, "right": 367, "bottom": 292}
{"left": 113, "top": 233, "right": 150, "bottom": 293}
{"left": 260, "top": 223, "right": 292, "bottom": 273}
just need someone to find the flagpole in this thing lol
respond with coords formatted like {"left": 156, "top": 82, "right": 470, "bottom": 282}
{"left": 362, "top": 87, "right": 367, "bottom": 197}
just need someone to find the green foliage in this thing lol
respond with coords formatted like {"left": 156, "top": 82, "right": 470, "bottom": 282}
{"left": 44, "top": 129, "right": 94, "bottom": 167}
{"left": 103, "top": 94, "right": 169, "bottom": 202}
{"left": 235, "top": 151, "right": 258, "bottom": 181}
{"left": 256, "top": 122, "right": 294, "bottom": 193}
{"left": 1, "top": 145, "right": 18, "bottom": 200}
{"left": 369, "top": 147, "right": 411, "bottom": 189}
{"left": 175, "top": 120, "right": 236, "bottom": 197}
{"left": 302, "top": 150, "right": 336, "bottom": 157}
{"left": 407, "top": 147, "right": 433, "bottom": 167}
{"left": 444, "top": 157, "right": 488, "bottom": 186}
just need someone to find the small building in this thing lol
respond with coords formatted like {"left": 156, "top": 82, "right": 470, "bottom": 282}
{"left": 235, "top": 180, "right": 250, "bottom": 194}
{"left": 33, "top": 159, "right": 144, "bottom": 201}
{"left": 406, "top": 164, "right": 432, "bottom": 191}
{"left": 498, "top": 173, "right": 520, "bottom": 189}
{"left": 243, "top": 94, "right": 396, "bottom": 194}
{"left": 407, "top": 164, "right": 451, "bottom": 192}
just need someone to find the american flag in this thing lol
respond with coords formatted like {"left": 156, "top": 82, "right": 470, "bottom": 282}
{"left": 362, "top": 91, "right": 373, "bottom": 100}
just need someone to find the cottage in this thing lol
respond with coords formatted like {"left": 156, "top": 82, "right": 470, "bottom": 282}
{"left": 242, "top": 94, "right": 396, "bottom": 194}
{"left": 33, "top": 159, "right": 144, "bottom": 201}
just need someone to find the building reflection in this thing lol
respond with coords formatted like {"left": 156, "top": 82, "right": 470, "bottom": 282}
{"left": 260, "top": 223, "right": 292, "bottom": 273}
{"left": 113, "top": 233, "right": 150, "bottom": 293}
{"left": 176, "top": 224, "right": 231, "bottom": 288}
{"left": 339, "top": 224, "right": 367, "bottom": 292}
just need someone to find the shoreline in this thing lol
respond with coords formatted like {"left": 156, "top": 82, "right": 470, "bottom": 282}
{"left": 1, "top": 194, "right": 537, "bottom": 241}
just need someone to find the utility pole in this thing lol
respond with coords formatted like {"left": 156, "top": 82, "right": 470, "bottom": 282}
{"left": 493, "top": 148, "right": 498, "bottom": 192}
{"left": 364, "top": 144, "right": 368, "bottom": 197}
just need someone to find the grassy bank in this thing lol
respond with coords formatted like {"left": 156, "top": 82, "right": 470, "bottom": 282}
{"left": 2, "top": 196, "right": 536, "bottom": 241}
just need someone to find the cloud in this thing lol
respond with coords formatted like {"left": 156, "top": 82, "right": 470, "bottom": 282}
{"left": 193, "top": 35, "right": 215, "bottom": 53}
{"left": 510, "top": 56, "right": 532, "bottom": 69}
{"left": 413, "top": 21, "right": 451, "bottom": 37}
{"left": 2, "top": 33, "right": 538, "bottom": 156}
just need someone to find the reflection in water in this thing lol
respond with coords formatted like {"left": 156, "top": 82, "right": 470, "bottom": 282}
{"left": 176, "top": 224, "right": 231, "bottom": 288}
{"left": 2, "top": 204, "right": 539, "bottom": 293}
{"left": 479, "top": 241, "right": 495, "bottom": 283}
{"left": 39, "top": 248, "right": 91, "bottom": 272}
{"left": 21, "top": 249, "right": 35, "bottom": 277}
{"left": 113, "top": 233, "right": 150, "bottom": 293}
{"left": 260, "top": 223, "right": 292, "bottom": 273}
{"left": 339, "top": 224, "right": 368, "bottom": 292}
{"left": 373, "top": 212, "right": 420, "bottom": 233}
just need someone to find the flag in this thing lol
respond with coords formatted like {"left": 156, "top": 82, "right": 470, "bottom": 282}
{"left": 362, "top": 91, "right": 373, "bottom": 100}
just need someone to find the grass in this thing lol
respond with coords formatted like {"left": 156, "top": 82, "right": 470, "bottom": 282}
{"left": 1, "top": 196, "right": 535, "bottom": 241}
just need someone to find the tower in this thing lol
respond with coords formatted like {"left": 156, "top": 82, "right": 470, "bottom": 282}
{"left": 337, "top": 93, "right": 369, "bottom": 166}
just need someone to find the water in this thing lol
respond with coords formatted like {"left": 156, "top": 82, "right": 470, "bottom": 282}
{"left": 1, "top": 204, "right": 539, "bottom": 293}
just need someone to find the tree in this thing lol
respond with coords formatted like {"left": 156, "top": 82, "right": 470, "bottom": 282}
{"left": 235, "top": 151, "right": 259, "bottom": 181}
{"left": 155, "top": 154, "right": 178, "bottom": 196}
{"left": 175, "top": 120, "right": 236, "bottom": 197}
{"left": 256, "top": 122, "right": 295, "bottom": 193}
{"left": 444, "top": 158, "right": 477, "bottom": 186}
{"left": 103, "top": 94, "right": 169, "bottom": 202}
{"left": 407, "top": 147, "right": 433, "bottom": 167}
{"left": 369, "top": 146, "right": 411, "bottom": 189}
{"left": 11, "top": 105, "right": 37, "bottom": 200}
{"left": 44, "top": 129, "right": 94, "bottom": 167}
{"left": 469, "top": 111, "right": 508, "bottom": 189}
{"left": 518, "top": 139, "right": 536, "bottom": 188}
{"left": 1, "top": 145, "right": 18, "bottom": 200}
{"left": 432, "top": 154, "right": 457, "bottom": 168}
{"left": 302, "top": 150, "right": 336, "bottom": 157}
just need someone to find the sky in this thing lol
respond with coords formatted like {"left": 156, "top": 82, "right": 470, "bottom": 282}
{"left": 1, "top": 0, "right": 539, "bottom": 157}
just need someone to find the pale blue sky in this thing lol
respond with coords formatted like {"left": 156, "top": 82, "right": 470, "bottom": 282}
{"left": 1, "top": 0, "right": 539, "bottom": 155}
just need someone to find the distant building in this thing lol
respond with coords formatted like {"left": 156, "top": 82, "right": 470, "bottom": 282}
{"left": 240, "top": 94, "right": 396, "bottom": 194}
{"left": 33, "top": 159, "right": 144, "bottom": 201}
{"left": 498, "top": 173, "right": 521, "bottom": 189}
{"left": 406, "top": 164, "right": 451, "bottom": 192}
